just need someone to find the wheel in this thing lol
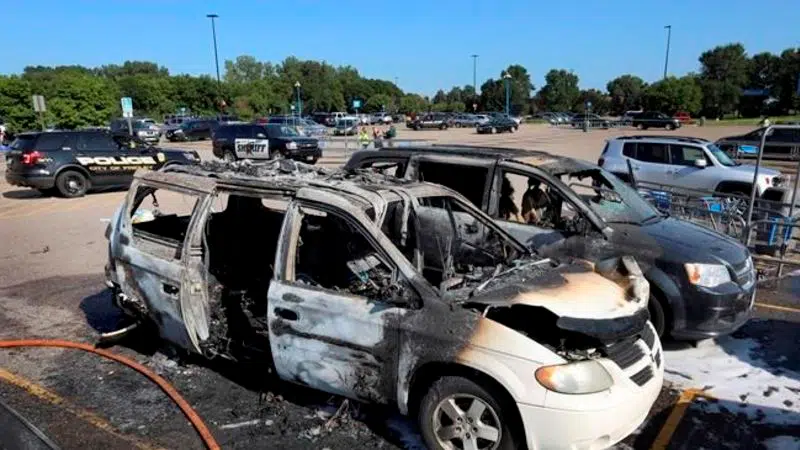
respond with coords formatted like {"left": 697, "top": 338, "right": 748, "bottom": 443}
{"left": 665, "top": 123, "right": 674, "bottom": 131}
{"left": 455, "top": 123, "right": 462, "bottom": 128}
{"left": 441, "top": 125, "right": 448, "bottom": 130}
{"left": 636, "top": 123, "right": 644, "bottom": 130}
{"left": 223, "top": 151, "right": 236, "bottom": 162}
{"left": 509, "top": 126, "right": 515, "bottom": 133}
{"left": 648, "top": 294, "right": 667, "bottom": 338}
{"left": 490, "top": 127, "right": 497, "bottom": 134}
{"left": 642, "top": 125, "right": 649, "bottom": 130}
{"left": 419, "top": 376, "right": 518, "bottom": 450}
{"left": 55, "top": 170, "right": 89, "bottom": 198}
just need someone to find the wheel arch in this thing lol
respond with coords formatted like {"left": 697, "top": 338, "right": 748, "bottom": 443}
{"left": 54, "top": 164, "right": 92, "bottom": 183}
{"left": 714, "top": 180, "right": 754, "bottom": 196}
{"left": 404, "top": 361, "right": 527, "bottom": 445}
{"left": 645, "top": 267, "right": 684, "bottom": 333}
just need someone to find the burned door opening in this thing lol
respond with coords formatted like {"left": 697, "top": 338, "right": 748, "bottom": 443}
{"left": 200, "top": 193, "right": 288, "bottom": 358}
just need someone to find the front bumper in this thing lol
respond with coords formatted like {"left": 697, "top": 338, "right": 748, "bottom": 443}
{"left": 5, "top": 171, "right": 56, "bottom": 189}
{"left": 519, "top": 354, "right": 663, "bottom": 449}
{"left": 671, "top": 281, "right": 755, "bottom": 340}
{"left": 284, "top": 147, "right": 322, "bottom": 162}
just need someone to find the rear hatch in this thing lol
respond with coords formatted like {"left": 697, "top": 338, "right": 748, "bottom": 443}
{"left": 4, "top": 134, "right": 40, "bottom": 172}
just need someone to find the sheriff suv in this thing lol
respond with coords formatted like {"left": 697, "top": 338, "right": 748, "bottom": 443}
{"left": 4, "top": 130, "right": 200, "bottom": 197}
{"left": 600, "top": 135, "right": 782, "bottom": 196}
{"left": 212, "top": 123, "right": 321, "bottom": 163}
{"left": 105, "top": 160, "right": 661, "bottom": 450}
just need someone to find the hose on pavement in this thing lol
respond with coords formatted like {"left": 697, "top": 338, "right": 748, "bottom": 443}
{"left": 0, "top": 339, "right": 220, "bottom": 450}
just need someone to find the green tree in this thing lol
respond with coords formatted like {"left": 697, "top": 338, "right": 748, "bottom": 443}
{"left": 46, "top": 73, "right": 118, "bottom": 128}
{"left": 642, "top": 75, "right": 703, "bottom": 115}
{"left": 574, "top": 89, "right": 611, "bottom": 114}
{"left": 776, "top": 48, "right": 800, "bottom": 114}
{"left": 0, "top": 76, "right": 37, "bottom": 132}
{"left": 538, "top": 69, "right": 580, "bottom": 112}
{"left": 432, "top": 89, "right": 447, "bottom": 104}
{"left": 399, "top": 94, "right": 428, "bottom": 114}
{"left": 606, "top": 75, "right": 646, "bottom": 115}
{"left": 365, "top": 93, "right": 393, "bottom": 113}
{"left": 699, "top": 43, "right": 749, "bottom": 117}
{"left": 740, "top": 52, "right": 781, "bottom": 116}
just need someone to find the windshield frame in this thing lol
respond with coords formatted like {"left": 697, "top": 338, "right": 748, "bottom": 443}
{"left": 706, "top": 143, "right": 737, "bottom": 167}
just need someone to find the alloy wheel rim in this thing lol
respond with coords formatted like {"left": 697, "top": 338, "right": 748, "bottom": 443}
{"left": 432, "top": 394, "right": 501, "bottom": 450}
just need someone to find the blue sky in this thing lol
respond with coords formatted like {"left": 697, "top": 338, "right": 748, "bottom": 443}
{"left": 2, "top": 0, "right": 798, "bottom": 96}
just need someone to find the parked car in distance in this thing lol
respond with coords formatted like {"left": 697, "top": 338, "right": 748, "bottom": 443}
{"left": 345, "top": 146, "right": 757, "bottom": 340}
{"left": 631, "top": 112, "right": 681, "bottom": 131}
{"left": 110, "top": 117, "right": 162, "bottom": 144}
{"left": 487, "top": 112, "right": 522, "bottom": 125}
{"left": 333, "top": 118, "right": 359, "bottom": 136}
{"left": 449, "top": 113, "right": 480, "bottom": 127}
{"left": 600, "top": 135, "right": 783, "bottom": 196}
{"left": 569, "top": 113, "right": 611, "bottom": 128}
{"left": 4, "top": 130, "right": 199, "bottom": 197}
{"left": 165, "top": 118, "right": 219, "bottom": 142}
{"left": 673, "top": 112, "right": 694, "bottom": 124}
{"left": 212, "top": 123, "right": 321, "bottom": 163}
{"left": 106, "top": 160, "right": 661, "bottom": 450}
{"left": 409, "top": 113, "right": 450, "bottom": 130}
{"left": 368, "top": 113, "right": 393, "bottom": 125}
{"left": 715, "top": 126, "right": 800, "bottom": 161}
{"left": 476, "top": 117, "right": 519, "bottom": 134}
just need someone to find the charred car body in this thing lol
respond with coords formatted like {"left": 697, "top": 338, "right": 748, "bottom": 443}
{"left": 344, "top": 147, "right": 756, "bottom": 340}
{"left": 105, "top": 160, "right": 662, "bottom": 450}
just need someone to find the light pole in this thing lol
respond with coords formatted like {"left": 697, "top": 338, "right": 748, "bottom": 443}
{"left": 206, "top": 14, "right": 221, "bottom": 96}
{"left": 663, "top": 25, "right": 672, "bottom": 79}
{"left": 294, "top": 81, "right": 302, "bottom": 118}
{"left": 503, "top": 72, "right": 511, "bottom": 115}
{"left": 471, "top": 54, "right": 479, "bottom": 105}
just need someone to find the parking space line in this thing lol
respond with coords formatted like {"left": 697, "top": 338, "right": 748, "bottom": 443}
{"left": 0, "top": 367, "right": 163, "bottom": 450}
{"left": 755, "top": 302, "right": 800, "bottom": 313}
{"left": 650, "top": 388, "right": 709, "bottom": 450}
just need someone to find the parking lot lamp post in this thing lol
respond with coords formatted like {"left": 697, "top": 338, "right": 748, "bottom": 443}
{"left": 663, "top": 25, "right": 672, "bottom": 79}
{"left": 206, "top": 14, "right": 221, "bottom": 100}
{"left": 471, "top": 54, "right": 479, "bottom": 105}
{"left": 503, "top": 72, "right": 511, "bottom": 115}
{"left": 294, "top": 81, "right": 301, "bottom": 119}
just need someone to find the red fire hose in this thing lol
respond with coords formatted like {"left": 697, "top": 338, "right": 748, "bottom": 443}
{"left": 0, "top": 339, "right": 220, "bottom": 450}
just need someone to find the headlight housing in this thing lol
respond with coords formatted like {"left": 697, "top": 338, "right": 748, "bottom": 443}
{"left": 286, "top": 141, "right": 298, "bottom": 150}
{"left": 685, "top": 263, "right": 731, "bottom": 288}
{"left": 535, "top": 360, "right": 613, "bottom": 394}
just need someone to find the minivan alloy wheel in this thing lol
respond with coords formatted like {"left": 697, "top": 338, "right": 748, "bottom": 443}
{"left": 433, "top": 394, "right": 501, "bottom": 450}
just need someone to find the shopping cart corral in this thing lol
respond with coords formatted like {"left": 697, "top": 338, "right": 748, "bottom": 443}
{"left": 633, "top": 125, "right": 800, "bottom": 281}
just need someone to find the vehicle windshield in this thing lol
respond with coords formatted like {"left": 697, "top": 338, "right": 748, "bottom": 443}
{"left": 379, "top": 194, "right": 528, "bottom": 298}
{"left": 560, "top": 168, "right": 661, "bottom": 225}
{"left": 274, "top": 125, "right": 300, "bottom": 136}
{"left": 133, "top": 121, "right": 153, "bottom": 130}
{"left": 706, "top": 143, "right": 737, "bottom": 167}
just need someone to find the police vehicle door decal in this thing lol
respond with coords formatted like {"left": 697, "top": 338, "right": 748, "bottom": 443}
{"left": 76, "top": 156, "right": 158, "bottom": 172}
{"left": 235, "top": 138, "right": 269, "bottom": 159}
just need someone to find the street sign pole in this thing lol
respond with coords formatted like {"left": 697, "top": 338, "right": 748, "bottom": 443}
{"left": 32, "top": 95, "right": 47, "bottom": 131}
{"left": 120, "top": 97, "right": 134, "bottom": 135}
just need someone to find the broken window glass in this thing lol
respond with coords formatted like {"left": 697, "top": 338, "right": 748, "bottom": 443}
{"left": 293, "top": 207, "right": 395, "bottom": 301}
{"left": 417, "top": 161, "right": 489, "bottom": 207}
{"left": 560, "top": 169, "right": 660, "bottom": 225}
{"left": 130, "top": 185, "right": 199, "bottom": 246}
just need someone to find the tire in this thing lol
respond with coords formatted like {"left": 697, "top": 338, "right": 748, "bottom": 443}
{"left": 648, "top": 293, "right": 667, "bottom": 338}
{"left": 642, "top": 125, "right": 649, "bottom": 130}
{"left": 509, "top": 126, "right": 515, "bottom": 133}
{"left": 223, "top": 151, "right": 236, "bottom": 162}
{"left": 665, "top": 123, "right": 674, "bottom": 131}
{"left": 636, "top": 123, "right": 644, "bottom": 130}
{"left": 491, "top": 127, "right": 497, "bottom": 134}
{"left": 455, "top": 123, "right": 462, "bottom": 128}
{"left": 419, "top": 376, "right": 518, "bottom": 450}
{"left": 55, "top": 170, "right": 89, "bottom": 198}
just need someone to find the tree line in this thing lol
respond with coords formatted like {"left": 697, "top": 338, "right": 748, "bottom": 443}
{"left": 0, "top": 43, "right": 798, "bottom": 133}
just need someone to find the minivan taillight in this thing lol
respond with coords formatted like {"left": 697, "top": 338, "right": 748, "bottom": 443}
{"left": 22, "top": 151, "right": 43, "bottom": 165}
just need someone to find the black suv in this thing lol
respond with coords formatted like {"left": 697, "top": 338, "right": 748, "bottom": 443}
{"left": 4, "top": 130, "right": 200, "bottom": 197}
{"left": 631, "top": 112, "right": 681, "bottom": 131}
{"left": 345, "top": 147, "right": 755, "bottom": 340}
{"left": 716, "top": 126, "right": 800, "bottom": 160}
{"left": 212, "top": 123, "right": 321, "bottom": 163}
{"left": 409, "top": 113, "right": 450, "bottom": 130}
{"left": 165, "top": 118, "right": 219, "bottom": 142}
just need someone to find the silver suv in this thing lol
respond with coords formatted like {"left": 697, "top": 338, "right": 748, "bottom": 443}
{"left": 599, "top": 135, "right": 783, "bottom": 196}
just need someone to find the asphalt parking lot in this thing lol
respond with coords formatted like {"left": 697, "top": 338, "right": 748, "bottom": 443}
{"left": 1, "top": 123, "right": 799, "bottom": 449}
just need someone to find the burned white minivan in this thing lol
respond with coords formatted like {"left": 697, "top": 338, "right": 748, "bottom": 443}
{"left": 105, "top": 160, "right": 663, "bottom": 450}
